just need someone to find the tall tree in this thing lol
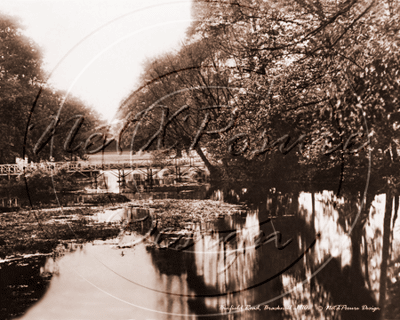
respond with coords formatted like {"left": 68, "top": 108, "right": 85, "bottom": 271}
{"left": 117, "top": 39, "right": 238, "bottom": 177}
{"left": 118, "top": 0, "right": 400, "bottom": 191}
{"left": 0, "top": 13, "right": 102, "bottom": 163}
{"left": 0, "top": 13, "right": 43, "bottom": 163}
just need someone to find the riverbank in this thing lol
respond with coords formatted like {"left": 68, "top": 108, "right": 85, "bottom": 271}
{"left": 0, "top": 205, "right": 122, "bottom": 259}
{"left": 0, "top": 199, "right": 247, "bottom": 260}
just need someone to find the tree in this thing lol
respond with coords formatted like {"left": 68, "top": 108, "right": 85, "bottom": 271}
{"left": 0, "top": 13, "right": 43, "bottom": 163}
{"left": 117, "top": 39, "right": 238, "bottom": 178}
{"left": 0, "top": 12, "right": 102, "bottom": 164}
{"left": 27, "top": 89, "right": 103, "bottom": 162}
{"left": 117, "top": 0, "right": 400, "bottom": 193}
{"left": 189, "top": 0, "right": 399, "bottom": 187}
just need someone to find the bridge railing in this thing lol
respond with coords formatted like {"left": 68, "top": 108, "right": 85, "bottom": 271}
{"left": 0, "top": 156, "right": 205, "bottom": 176}
{"left": 0, "top": 164, "right": 23, "bottom": 175}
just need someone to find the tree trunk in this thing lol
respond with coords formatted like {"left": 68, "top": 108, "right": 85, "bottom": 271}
{"left": 195, "top": 145, "right": 220, "bottom": 179}
{"left": 379, "top": 190, "right": 393, "bottom": 317}
{"left": 364, "top": 231, "right": 372, "bottom": 291}
{"left": 350, "top": 220, "right": 364, "bottom": 288}
{"left": 176, "top": 146, "right": 182, "bottom": 158}
{"left": 291, "top": 191, "right": 299, "bottom": 215}
{"left": 390, "top": 194, "right": 398, "bottom": 259}
{"left": 311, "top": 192, "right": 316, "bottom": 234}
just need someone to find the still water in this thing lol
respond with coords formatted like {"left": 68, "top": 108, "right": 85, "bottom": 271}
{"left": 2, "top": 191, "right": 399, "bottom": 319}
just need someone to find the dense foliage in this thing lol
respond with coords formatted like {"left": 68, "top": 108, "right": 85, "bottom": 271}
{"left": 118, "top": 0, "right": 400, "bottom": 194}
{"left": 0, "top": 13, "right": 101, "bottom": 164}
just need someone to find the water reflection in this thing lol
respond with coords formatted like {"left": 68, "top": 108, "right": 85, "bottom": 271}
{"left": 0, "top": 256, "right": 51, "bottom": 320}
{"left": 8, "top": 190, "right": 399, "bottom": 319}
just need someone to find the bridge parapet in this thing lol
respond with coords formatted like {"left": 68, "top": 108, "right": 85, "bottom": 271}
{"left": 0, "top": 157, "right": 205, "bottom": 176}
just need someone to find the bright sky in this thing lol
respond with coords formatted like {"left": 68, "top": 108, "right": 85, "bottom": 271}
{"left": 0, "top": 0, "right": 193, "bottom": 121}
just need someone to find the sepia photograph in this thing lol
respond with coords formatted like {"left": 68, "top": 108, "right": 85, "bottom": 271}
{"left": 0, "top": 0, "right": 399, "bottom": 319}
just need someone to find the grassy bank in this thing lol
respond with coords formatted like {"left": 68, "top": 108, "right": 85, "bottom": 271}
{"left": 0, "top": 206, "right": 122, "bottom": 259}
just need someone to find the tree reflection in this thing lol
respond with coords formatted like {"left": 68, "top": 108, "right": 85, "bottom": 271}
{"left": 145, "top": 188, "right": 399, "bottom": 319}
{"left": 0, "top": 256, "right": 51, "bottom": 320}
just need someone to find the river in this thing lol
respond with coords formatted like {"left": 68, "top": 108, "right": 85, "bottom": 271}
{"left": 1, "top": 191, "right": 399, "bottom": 319}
